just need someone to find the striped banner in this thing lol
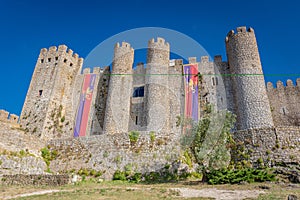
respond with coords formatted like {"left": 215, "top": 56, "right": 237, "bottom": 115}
{"left": 74, "top": 74, "right": 96, "bottom": 137}
{"left": 184, "top": 64, "right": 199, "bottom": 121}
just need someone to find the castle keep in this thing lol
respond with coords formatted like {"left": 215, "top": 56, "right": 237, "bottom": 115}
{"left": 18, "top": 26, "right": 300, "bottom": 139}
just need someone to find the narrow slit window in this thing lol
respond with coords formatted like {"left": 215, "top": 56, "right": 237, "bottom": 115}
{"left": 135, "top": 116, "right": 138, "bottom": 125}
{"left": 282, "top": 108, "right": 286, "bottom": 115}
{"left": 212, "top": 77, "right": 215, "bottom": 86}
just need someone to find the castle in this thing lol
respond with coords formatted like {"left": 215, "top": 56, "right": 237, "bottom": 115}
{"left": 17, "top": 26, "right": 300, "bottom": 140}
{"left": 0, "top": 26, "right": 299, "bottom": 179}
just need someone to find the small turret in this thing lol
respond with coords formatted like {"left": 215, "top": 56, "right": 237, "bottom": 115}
{"left": 145, "top": 37, "right": 170, "bottom": 132}
{"left": 103, "top": 41, "right": 134, "bottom": 134}
{"left": 113, "top": 42, "right": 134, "bottom": 73}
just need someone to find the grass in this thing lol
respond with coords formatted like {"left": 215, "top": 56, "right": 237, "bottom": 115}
{"left": 0, "top": 180, "right": 299, "bottom": 200}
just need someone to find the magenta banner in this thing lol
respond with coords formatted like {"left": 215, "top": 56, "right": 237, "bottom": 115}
{"left": 184, "top": 64, "right": 199, "bottom": 121}
{"left": 74, "top": 74, "right": 96, "bottom": 137}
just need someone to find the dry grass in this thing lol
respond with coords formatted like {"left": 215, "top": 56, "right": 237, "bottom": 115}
{"left": 0, "top": 180, "right": 299, "bottom": 200}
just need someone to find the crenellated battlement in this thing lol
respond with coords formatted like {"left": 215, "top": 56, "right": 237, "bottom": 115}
{"left": 201, "top": 56, "right": 209, "bottom": 63}
{"left": 133, "top": 62, "right": 146, "bottom": 74}
{"left": 267, "top": 79, "right": 300, "bottom": 91}
{"left": 148, "top": 37, "right": 170, "bottom": 49}
{"left": 225, "top": 26, "right": 255, "bottom": 43}
{"left": 114, "top": 42, "right": 134, "bottom": 51}
{"left": 0, "top": 109, "right": 19, "bottom": 124}
{"left": 38, "top": 45, "right": 84, "bottom": 66}
{"left": 214, "top": 55, "right": 222, "bottom": 63}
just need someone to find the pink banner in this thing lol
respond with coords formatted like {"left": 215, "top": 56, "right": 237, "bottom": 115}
{"left": 74, "top": 74, "right": 96, "bottom": 137}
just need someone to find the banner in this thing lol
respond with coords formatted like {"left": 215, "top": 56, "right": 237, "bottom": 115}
{"left": 184, "top": 64, "right": 199, "bottom": 121}
{"left": 74, "top": 74, "right": 96, "bottom": 137}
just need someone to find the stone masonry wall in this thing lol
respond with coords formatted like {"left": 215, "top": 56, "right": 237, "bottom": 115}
{"left": 48, "top": 130, "right": 182, "bottom": 180}
{"left": 233, "top": 126, "right": 300, "bottom": 167}
{"left": 1, "top": 174, "right": 70, "bottom": 186}
{"left": 91, "top": 66, "right": 110, "bottom": 135}
{"left": 267, "top": 79, "right": 300, "bottom": 127}
{"left": 0, "top": 120, "right": 47, "bottom": 175}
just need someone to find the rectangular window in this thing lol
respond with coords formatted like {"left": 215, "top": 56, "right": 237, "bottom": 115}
{"left": 133, "top": 86, "right": 144, "bottom": 98}
{"left": 39, "top": 90, "right": 43, "bottom": 96}
{"left": 135, "top": 116, "right": 138, "bottom": 125}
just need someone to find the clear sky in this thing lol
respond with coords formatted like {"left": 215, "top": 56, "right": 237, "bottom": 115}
{"left": 0, "top": 0, "right": 300, "bottom": 115}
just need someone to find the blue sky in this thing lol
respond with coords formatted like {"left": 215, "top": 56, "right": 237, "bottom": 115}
{"left": 0, "top": 0, "right": 300, "bottom": 115}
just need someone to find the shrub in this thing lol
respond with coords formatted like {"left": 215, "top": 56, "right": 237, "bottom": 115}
{"left": 206, "top": 168, "right": 276, "bottom": 185}
{"left": 131, "top": 172, "right": 142, "bottom": 183}
{"left": 113, "top": 170, "right": 127, "bottom": 181}
{"left": 19, "top": 150, "right": 26, "bottom": 157}
{"left": 95, "top": 171, "right": 103, "bottom": 177}
{"left": 40, "top": 147, "right": 58, "bottom": 168}
{"left": 183, "top": 150, "right": 193, "bottom": 168}
{"left": 128, "top": 131, "right": 140, "bottom": 144}
{"left": 150, "top": 131, "right": 156, "bottom": 143}
{"left": 89, "top": 169, "right": 97, "bottom": 176}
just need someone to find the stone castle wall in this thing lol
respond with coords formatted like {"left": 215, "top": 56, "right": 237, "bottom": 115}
{"left": 0, "top": 110, "right": 19, "bottom": 124}
{"left": 267, "top": 79, "right": 300, "bottom": 127}
{"left": 0, "top": 120, "right": 47, "bottom": 175}
{"left": 233, "top": 126, "right": 300, "bottom": 168}
{"left": 1, "top": 174, "right": 70, "bottom": 186}
{"left": 47, "top": 131, "right": 182, "bottom": 180}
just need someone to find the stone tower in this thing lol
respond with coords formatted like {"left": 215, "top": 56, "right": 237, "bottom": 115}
{"left": 226, "top": 26, "right": 274, "bottom": 130}
{"left": 103, "top": 42, "right": 134, "bottom": 134}
{"left": 145, "top": 37, "right": 170, "bottom": 132}
{"left": 20, "top": 45, "right": 83, "bottom": 139}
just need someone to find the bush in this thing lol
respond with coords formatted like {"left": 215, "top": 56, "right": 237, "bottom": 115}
{"left": 113, "top": 170, "right": 127, "bottom": 181}
{"left": 150, "top": 131, "right": 156, "bottom": 143}
{"left": 131, "top": 172, "right": 142, "bottom": 183}
{"left": 89, "top": 169, "right": 97, "bottom": 176}
{"left": 128, "top": 131, "right": 140, "bottom": 144}
{"left": 95, "top": 171, "right": 103, "bottom": 177}
{"left": 19, "top": 150, "right": 26, "bottom": 157}
{"left": 206, "top": 168, "right": 276, "bottom": 185}
{"left": 40, "top": 147, "right": 58, "bottom": 168}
